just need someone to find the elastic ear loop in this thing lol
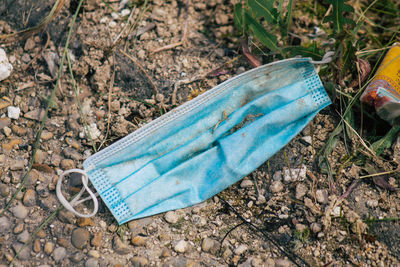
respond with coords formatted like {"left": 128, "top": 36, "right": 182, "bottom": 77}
{"left": 309, "top": 51, "right": 334, "bottom": 65}
{"left": 56, "top": 169, "right": 99, "bottom": 218}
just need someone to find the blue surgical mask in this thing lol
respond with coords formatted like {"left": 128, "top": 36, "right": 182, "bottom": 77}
{"left": 57, "top": 57, "right": 331, "bottom": 224}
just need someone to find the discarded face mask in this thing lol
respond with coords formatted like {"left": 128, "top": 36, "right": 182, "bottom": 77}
{"left": 57, "top": 57, "right": 332, "bottom": 224}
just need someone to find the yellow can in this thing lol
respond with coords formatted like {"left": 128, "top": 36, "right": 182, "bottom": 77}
{"left": 360, "top": 43, "right": 400, "bottom": 124}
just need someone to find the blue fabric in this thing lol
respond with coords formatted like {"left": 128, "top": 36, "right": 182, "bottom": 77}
{"left": 83, "top": 58, "right": 331, "bottom": 224}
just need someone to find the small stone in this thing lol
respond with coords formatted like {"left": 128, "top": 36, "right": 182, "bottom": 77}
{"left": 301, "top": 136, "right": 312, "bottom": 144}
{"left": 77, "top": 217, "right": 95, "bottom": 227}
{"left": 13, "top": 223, "right": 24, "bottom": 234}
{"left": 11, "top": 125, "right": 27, "bottom": 136}
{"left": 234, "top": 244, "right": 248, "bottom": 255}
{"left": 63, "top": 147, "right": 82, "bottom": 161}
{"left": 26, "top": 169, "right": 39, "bottom": 186}
{"left": 0, "top": 217, "right": 11, "bottom": 233}
{"left": 131, "top": 256, "right": 148, "bottom": 266}
{"left": 270, "top": 180, "right": 284, "bottom": 193}
{"left": 311, "top": 222, "right": 322, "bottom": 233}
{"left": 58, "top": 209, "right": 76, "bottom": 224}
{"left": 88, "top": 250, "right": 100, "bottom": 258}
{"left": 24, "top": 109, "right": 45, "bottom": 121}
{"left": 275, "top": 259, "right": 293, "bottom": 267}
{"left": 240, "top": 179, "right": 253, "bottom": 188}
{"left": 10, "top": 159, "right": 25, "bottom": 170}
{"left": 0, "top": 117, "right": 11, "bottom": 129}
{"left": 315, "top": 189, "right": 328, "bottom": 204}
{"left": 53, "top": 247, "right": 67, "bottom": 262}
{"left": 164, "top": 210, "right": 179, "bottom": 224}
{"left": 34, "top": 149, "right": 47, "bottom": 164}
{"left": 295, "top": 183, "right": 308, "bottom": 199}
{"left": 91, "top": 232, "right": 103, "bottom": 247}
{"left": 138, "top": 50, "right": 146, "bottom": 59}
{"left": 0, "top": 184, "right": 10, "bottom": 197}
{"left": 283, "top": 165, "right": 307, "bottom": 183}
{"left": 0, "top": 48, "right": 13, "bottom": 81}
{"left": 331, "top": 206, "right": 341, "bottom": 217}
{"left": 120, "top": 9, "right": 131, "bottom": 16}
{"left": 366, "top": 199, "right": 378, "bottom": 208}
{"left": 191, "top": 214, "right": 207, "bottom": 227}
{"left": 113, "top": 235, "right": 130, "bottom": 254}
{"left": 17, "top": 229, "right": 30, "bottom": 243}
{"left": 23, "top": 188, "right": 36, "bottom": 206}
{"left": 10, "top": 204, "right": 28, "bottom": 219}
{"left": 12, "top": 242, "right": 30, "bottom": 260}
{"left": 174, "top": 240, "right": 188, "bottom": 253}
{"left": 131, "top": 235, "right": 147, "bottom": 247}
{"left": 36, "top": 229, "right": 46, "bottom": 238}
{"left": 24, "top": 37, "right": 36, "bottom": 51}
{"left": 223, "top": 248, "right": 232, "bottom": 260}
{"left": 160, "top": 248, "right": 171, "bottom": 258}
{"left": 44, "top": 242, "right": 54, "bottom": 255}
{"left": 295, "top": 223, "right": 307, "bottom": 232}
{"left": 86, "top": 258, "right": 99, "bottom": 267}
{"left": 57, "top": 237, "right": 69, "bottom": 248}
{"left": 70, "top": 251, "right": 85, "bottom": 263}
{"left": 201, "top": 238, "right": 218, "bottom": 254}
{"left": 3, "top": 126, "right": 11, "bottom": 136}
{"left": 42, "top": 130, "right": 53, "bottom": 140}
{"left": 33, "top": 239, "right": 41, "bottom": 253}
{"left": 61, "top": 159, "right": 75, "bottom": 169}
{"left": 71, "top": 228, "right": 89, "bottom": 249}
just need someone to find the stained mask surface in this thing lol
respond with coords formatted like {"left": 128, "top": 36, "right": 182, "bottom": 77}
{"left": 83, "top": 58, "right": 331, "bottom": 224}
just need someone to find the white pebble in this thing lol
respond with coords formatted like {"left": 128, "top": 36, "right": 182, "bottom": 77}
{"left": 7, "top": 106, "right": 20, "bottom": 119}
{"left": 120, "top": 9, "right": 131, "bottom": 17}
{"left": 174, "top": 240, "right": 188, "bottom": 253}
{"left": 331, "top": 206, "right": 341, "bottom": 217}
{"left": 108, "top": 21, "right": 117, "bottom": 28}
{"left": 0, "top": 48, "right": 13, "bottom": 81}
{"left": 111, "top": 12, "right": 119, "bottom": 20}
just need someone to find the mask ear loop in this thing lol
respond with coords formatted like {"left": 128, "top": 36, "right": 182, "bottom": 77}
{"left": 309, "top": 51, "right": 334, "bottom": 64}
{"left": 56, "top": 169, "right": 99, "bottom": 218}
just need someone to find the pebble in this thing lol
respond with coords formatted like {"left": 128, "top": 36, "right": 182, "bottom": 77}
{"left": 191, "top": 214, "right": 207, "bottom": 227}
{"left": 13, "top": 223, "right": 24, "bottom": 234}
{"left": 315, "top": 189, "right": 328, "bottom": 204}
{"left": 3, "top": 126, "right": 11, "bottom": 136}
{"left": 0, "top": 184, "right": 10, "bottom": 197}
{"left": 275, "top": 259, "right": 293, "bottom": 267}
{"left": 270, "top": 180, "right": 284, "bottom": 193}
{"left": 11, "top": 125, "right": 27, "bottom": 136}
{"left": 310, "top": 222, "right": 322, "bottom": 233}
{"left": 34, "top": 149, "right": 47, "bottom": 164}
{"left": 12, "top": 242, "right": 30, "bottom": 260}
{"left": 240, "top": 179, "right": 253, "bottom": 188}
{"left": 26, "top": 169, "right": 39, "bottom": 186}
{"left": 234, "top": 244, "right": 248, "bottom": 255}
{"left": 71, "top": 228, "right": 89, "bottom": 249}
{"left": 24, "top": 109, "right": 45, "bottom": 121}
{"left": 17, "top": 229, "right": 30, "bottom": 243}
{"left": 58, "top": 209, "right": 76, "bottom": 224}
{"left": 113, "top": 235, "right": 130, "bottom": 254}
{"left": 164, "top": 210, "right": 179, "bottom": 224}
{"left": 85, "top": 258, "right": 99, "bottom": 267}
{"left": 33, "top": 239, "right": 41, "bottom": 253}
{"left": 201, "top": 238, "right": 218, "bottom": 254}
{"left": 24, "top": 37, "right": 36, "bottom": 51}
{"left": 0, "top": 117, "right": 11, "bottom": 129}
{"left": 0, "top": 217, "right": 11, "bottom": 233}
{"left": 174, "top": 240, "right": 188, "bottom": 253}
{"left": 331, "top": 206, "right": 341, "bottom": 217}
{"left": 71, "top": 251, "right": 85, "bottom": 263}
{"left": 91, "top": 232, "right": 103, "bottom": 247}
{"left": 41, "top": 130, "right": 53, "bottom": 140}
{"left": 63, "top": 147, "right": 82, "bottom": 161}
{"left": 53, "top": 247, "right": 67, "bottom": 262}
{"left": 61, "top": 159, "right": 75, "bottom": 169}
{"left": 131, "top": 256, "right": 148, "bottom": 266}
{"left": 120, "top": 8, "right": 131, "bottom": 16}
{"left": 11, "top": 204, "right": 28, "bottom": 219}
{"left": 77, "top": 217, "right": 95, "bottom": 227}
{"left": 23, "top": 188, "right": 36, "bottom": 206}
{"left": 57, "top": 237, "right": 69, "bottom": 247}
{"left": 88, "top": 250, "right": 100, "bottom": 258}
{"left": 301, "top": 136, "right": 312, "bottom": 144}
{"left": 0, "top": 48, "right": 13, "bottom": 81}
{"left": 44, "top": 242, "right": 54, "bottom": 255}
{"left": 367, "top": 199, "right": 379, "bottom": 208}
{"left": 295, "top": 183, "right": 308, "bottom": 199}
{"left": 131, "top": 235, "right": 147, "bottom": 247}
{"left": 283, "top": 165, "right": 307, "bottom": 183}
{"left": 295, "top": 223, "right": 307, "bottom": 232}
{"left": 10, "top": 159, "right": 25, "bottom": 170}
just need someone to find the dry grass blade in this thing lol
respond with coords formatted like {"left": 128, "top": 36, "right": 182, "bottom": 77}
{"left": 0, "top": 0, "right": 66, "bottom": 43}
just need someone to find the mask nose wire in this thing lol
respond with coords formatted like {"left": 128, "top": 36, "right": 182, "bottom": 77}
{"left": 56, "top": 169, "right": 99, "bottom": 218}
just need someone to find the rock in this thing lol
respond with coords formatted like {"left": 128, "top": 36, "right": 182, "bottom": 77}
{"left": 58, "top": 209, "right": 76, "bottom": 224}
{"left": 270, "top": 180, "right": 284, "bottom": 193}
{"left": 10, "top": 204, "right": 28, "bottom": 219}
{"left": 17, "top": 229, "right": 30, "bottom": 243}
{"left": 283, "top": 165, "right": 307, "bottom": 183}
{"left": 164, "top": 210, "right": 179, "bottom": 224}
{"left": 295, "top": 183, "right": 308, "bottom": 199}
{"left": 53, "top": 247, "right": 67, "bottom": 262}
{"left": 0, "top": 183, "right": 10, "bottom": 197}
{"left": 26, "top": 169, "right": 39, "bottom": 186}
{"left": 0, "top": 48, "right": 13, "bottom": 81}
{"left": 24, "top": 37, "right": 36, "bottom": 51}
{"left": 85, "top": 123, "right": 101, "bottom": 140}
{"left": 113, "top": 235, "right": 130, "bottom": 254}
{"left": 275, "top": 259, "right": 293, "bottom": 267}
{"left": 310, "top": 222, "right": 322, "bottom": 233}
{"left": 42, "top": 131, "right": 53, "bottom": 140}
{"left": 13, "top": 223, "right": 24, "bottom": 234}
{"left": 61, "top": 159, "right": 75, "bottom": 169}
{"left": 0, "top": 117, "right": 11, "bottom": 129}
{"left": 367, "top": 199, "right": 378, "bottom": 208}
{"left": 91, "top": 232, "right": 103, "bottom": 247}
{"left": 71, "top": 228, "right": 89, "bottom": 249}
{"left": 23, "top": 188, "right": 36, "bottom": 206}
{"left": 295, "top": 223, "right": 307, "bottom": 232}
{"left": 24, "top": 109, "right": 45, "bottom": 121}
{"left": 33, "top": 239, "right": 41, "bottom": 253}
{"left": 12, "top": 242, "right": 30, "bottom": 260}
{"left": 88, "top": 250, "right": 100, "bottom": 258}
{"left": 201, "top": 238, "right": 218, "bottom": 254}
{"left": 34, "top": 149, "right": 47, "bottom": 164}
{"left": 331, "top": 206, "right": 341, "bottom": 217}
{"left": 234, "top": 244, "right": 248, "bottom": 255}
{"left": 0, "top": 217, "right": 11, "bottom": 233}
{"left": 51, "top": 153, "right": 61, "bottom": 167}
{"left": 301, "top": 136, "right": 312, "bottom": 144}
{"left": 315, "top": 189, "right": 328, "bottom": 204}
{"left": 12, "top": 125, "right": 27, "bottom": 136}
{"left": 240, "top": 179, "right": 253, "bottom": 188}
{"left": 85, "top": 258, "right": 99, "bottom": 267}
{"left": 3, "top": 126, "right": 11, "bottom": 136}
{"left": 174, "top": 240, "right": 188, "bottom": 253}
{"left": 10, "top": 159, "right": 25, "bottom": 170}
{"left": 191, "top": 214, "right": 207, "bottom": 227}
{"left": 63, "top": 147, "right": 82, "bottom": 161}
{"left": 77, "top": 217, "right": 94, "bottom": 227}
{"left": 37, "top": 229, "right": 46, "bottom": 238}
{"left": 57, "top": 237, "right": 69, "bottom": 247}
{"left": 131, "top": 235, "right": 147, "bottom": 247}
{"left": 44, "top": 242, "right": 54, "bottom": 255}
{"left": 131, "top": 256, "right": 148, "bottom": 267}
{"left": 70, "top": 251, "right": 85, "bottom": 263}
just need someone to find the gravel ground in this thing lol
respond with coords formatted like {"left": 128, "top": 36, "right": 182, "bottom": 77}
{"left": 1, "top": 0, "right": 400, "bottom": 266}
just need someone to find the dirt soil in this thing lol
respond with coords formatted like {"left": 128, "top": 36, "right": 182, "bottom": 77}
{"left": 1, "top": 0, "right": 400, "bottom": 266}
